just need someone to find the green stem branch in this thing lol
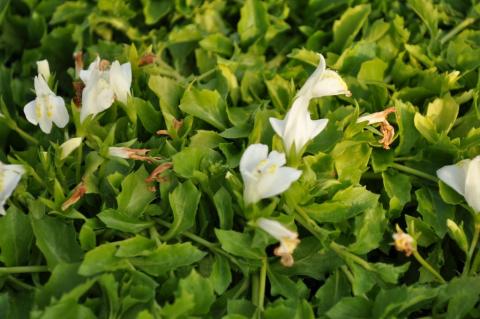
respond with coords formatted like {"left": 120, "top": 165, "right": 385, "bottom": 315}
{"left": 465, "top": 223, "right": 480, "bottom": 276}
{"left": 390, "top": 163, "right": 438, "bottom": 182}
{"left": 0, "top": 266, "right": 49, "bottom": 274}
{"left": 413, "top": 250, "right": 446, "bottom": 284}
{"left": 257, "top": 257, "right": 267, "bottom": 311}
{"left": 12, "top": 125, "right": 38, "bottom": 145}
{"left": 441, "top": 17, "right": 476, "bottom": 45}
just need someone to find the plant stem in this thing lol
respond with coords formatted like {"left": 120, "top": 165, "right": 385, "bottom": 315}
{"left": 441, "top": 17, "right": 476, "bottom": 45}
{"left": 257, "top": 257, "right": 267, "bottom": 311}
{"left": 464, "top": 223, "right": 480, "bottom": 276}
{"left": 290, "top": 202, "right": 329, "bottom": 241}
{"left": 0, "top": 265, "right": 49, "bottom": 274}
{"left": 330, "top": 242, "right": 374, "bottom": 271}
{"left": 412, "top": 250, "right": 446, "bottom": 284}
{"left": 13, "top": 125, "right": 38, "bottom": 145}
{"left": 390, "top": 163, "right": 438, "bottom": 182}
{"left": 7, "top": 276, "right": 35, "bottom": 290}
{"left": 76, "top": 143, "right": 83, "bottom": 182}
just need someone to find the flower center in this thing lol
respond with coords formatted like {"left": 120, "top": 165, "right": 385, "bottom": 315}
{"left": 44, "top": 96, "right": 54, "bottom": 119}
{"left": 255, "top": 160, "right": 278, "bottom": 175}
{"left": 35, "top": 100, "right": 42, "bottom": 119}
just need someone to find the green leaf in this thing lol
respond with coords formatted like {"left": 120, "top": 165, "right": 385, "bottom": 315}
{"left": 237, "top": 0, "right": 268, "bottom": 45}
{"left": 37, "top": 299, "right": 96, "bottom": 319}
{"left": 315, "top": 270, "right": 350, "bottom": 313}
{"left": 210, "top": 254, "right": 232, "bottom": 294}
{"left": 163, "top": 180, "right": 201, "bottom": 240}
{"left": 416, "top": 187, "right": 455, "bottom": 237}
{"left": 130, "top": 243, "right": 206, "bottom": 276}
{"left": 326, "top": 297, "right": 372, "bottom": 319}
{"left": 116, "top": 166, "right": 156, "bottom": 217}
{"left": 177, "top": 270, "right": 215, "bottom": 315}
{"left": 304, "top": 186, "right": 379, "bottom": 223}
{"left": 199, "top": 33, "right": 233, "bottom": 56}
{"left": 179, "top": 87, "right": 229, "bottom": 130}
{"left": 331, "top": 4, "right": 371, "bottom": 52}
{"left": 425, "top": 95, "right": 459, "bottom": 134}
{"left": 331, "top": 141, "right": 371, "bottom": 183}
{"left": 349, "top": 205, "right": 387, "bottom": 254}
{"left": 78, "top": 243, "right": 129, "bottom": 276}
{"left": 0, "top": 208, "right": 33, "bottom": 266}
{"left": 172, "top": 146, "right": 222, "bottom": 178}
{"left": 394, "top": 99, "right": 420, "bottom": 155}
{"left": 407, "top": 0, "right": 438, "bottom": 38}
{"left": 382, "top": 170, "right": 412, "bottom": 213}
{"left": 141, "top": 0, "right": 172, "bottom": 24}
{"left": 147, "top": 75, "right": 183, "bottom": 118}
{"left": 213, "top": 187, "right": 234, "bottom": 229}
{"left": 133, "top": 97, "right": 163, "bottom": 134}
{"left": 357, "top": 58, "right": 388, "bottom": 82}
{"left": 97, "top": 209, "right": 154, "bottom": 233}
{"left": 31, "top": 215, "right": 83, "bottom": 269}
{"left": 215, "top": 229, "right": 264, "bottom": 260}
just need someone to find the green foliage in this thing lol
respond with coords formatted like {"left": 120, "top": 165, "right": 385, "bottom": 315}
{"left": 1, "top": 0, "right": 480, "bottom": 317}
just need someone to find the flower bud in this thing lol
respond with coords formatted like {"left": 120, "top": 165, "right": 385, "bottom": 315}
{"left": 446, "top": 219, "right": 468, "bottom": 253}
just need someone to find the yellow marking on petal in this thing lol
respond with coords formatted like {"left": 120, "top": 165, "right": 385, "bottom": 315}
{"left": 45, "top": 96, "right": 54, "bottom": 119}
{"left": 35, "top": 101, "right": 42, "bottom": 118}
{"left": 267, "top": 164, "right": 278, "bottom": 174}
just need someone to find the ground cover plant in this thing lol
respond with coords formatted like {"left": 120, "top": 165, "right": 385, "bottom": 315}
{"left": 1, "top": 0, "right": 480, "bottom": 317}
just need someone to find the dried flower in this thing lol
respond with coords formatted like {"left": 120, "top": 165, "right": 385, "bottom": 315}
{"left": 393, "top": 225, "right": 416, "bottom": 256}
{"left": 257, "top": 218, "right": 300, "bottom": 267}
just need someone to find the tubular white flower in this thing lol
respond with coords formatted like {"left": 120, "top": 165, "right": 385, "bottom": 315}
{"left": 437, "top": 156, "right": 480, "bottom": 213}
{"left": 257, "top": 218, "right": 300, "bottom": 267}
{"left": 270, "top": 96, "right": 329, "bottom": 154}
{"left": 108, "top": 147, "right": 130, "bottom": 159}
{"left": 297, "top": 53, "right": 351, "bottom": 99}
{"left": 23, "top": 75, "right": 69, "bottom": 134}
{"left": 0, "top": 162, "right": 24, "bottom": 215}
{"left": 269, "top": 53, "right": 349, "bottom": 155}
{"left": 240, "top": 144, "right": 301, "bottom": 205}
{"left": 60, "top": 137, "right": 83, "bottom": 160}
{"left": 109, "top": 61, "right": 132, "bottom": 104}
{"left": 37, "top": 59, "right": 51, "bottom": 82}
{"left": 79, "top": 57, "right": 132, "bottom": 122}
{"left": 80, "top": 66, "right": 115, "bottom": 122}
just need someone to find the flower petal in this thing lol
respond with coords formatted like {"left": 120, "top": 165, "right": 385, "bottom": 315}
{"left": 60, "top": 137, "right": 82, "bottom": 160}
{"left": 257, "top": 166, "right": 301, "bottom": 200}
{"left": 109, "top": 61, "right": 132, "bottom": 104}
{"left": 23, "top": 100, "right": 38, "bottom": 125}
{"left": 37, "top": 59, "right": 51, "bottom": 82}
{"left": 34, "top": 75, "right": 54, "bottom": 97}
{"left": 465, "top": 156, "right": 480, "bottom": 213}
{"left": 239, "top": 144, "right": 268, "bottom": 180}
{"left": 269, "top": 117, "right": 286, "bottom": 138}
{"left": 311, "top": 70, "right": 350, "bottom": 98}
{"left": 257, "top": 218, "right": 297, "bottom": 241}
{"left": 296, "top": 53, "right": 326, "bottom": 99}
{"left": 38, "top": 115, "right": 53, "bottom": 134}
{"left": 51, "top": 96, "right": 69, "bottom": 128}
{"left": 436, "top": 161, "right": 469, "bottom": 196}
{"left": 80, "top": 69, "right": 115, "bottom": 122}
{"left": 308, "top": 118, "right": 328, "bottom": 141}
{"left": 267, "top": 151, "right": 286, "bottom": 167}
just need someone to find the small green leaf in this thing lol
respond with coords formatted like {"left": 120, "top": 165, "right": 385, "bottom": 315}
{"left": 215, "top": 229, "right": 264, "bottom": 259}
{"left": 331, "top": 4, "right": 371, "bottom": 52}
{"left": 116, "top": 166, "right": 156, "bottom": 217}
{"left": 163, "top": 181, "right": 201, "bottom": 240}
{"left": 237, "top": 0, "right": 268, "bottom": 45}
{"left": 0, "top": 208, "right": 33, "bottom": 266}
{"left": 31, "top": 215, "right": 83, "bottom": 269}
{"left": 98, "top": 209, "right": 154, "bottom": 233}
{"left": 179, "top": 87, "right": 229, "bottom": 130}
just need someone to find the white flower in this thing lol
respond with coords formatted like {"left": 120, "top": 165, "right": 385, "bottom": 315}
{"left": 269, "top": 53, "right": 349, "bottom": 155}
{"left": 437, "top": 156, "right": 480, "bottom": 213}
{"left": 297, "top": 53, "right": 351, "bottom": 100}
{"left": 23, "top": 75, "right": 69, "bottom": 134}
{"left": 80, "top": 66, "right": 115, "bottom": 122}
{"left": 60, "top": 137, "right": 83, "bottom": 160}
{"left": 270, "top": 96, "right": 329, "bottom": 154}
{"left": 257, "top": 218, "right": 300, "bottom": 267}
{"left": 357, "top": 107, "right": 396, "bottom": 125}
{"left": 240, "top": 144, "right": 301, "bottom": 205}
{"left": 37, "top": 59, "right": 51, "bottom": 82}
{"left": 109, "top": 61, "right": 132, "bottom": 104}
{"left": 79, "top": 57, "right": 132, "bottom": 122}
{"left": 0, "top": 163, "right": 24, "bottom": 215}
